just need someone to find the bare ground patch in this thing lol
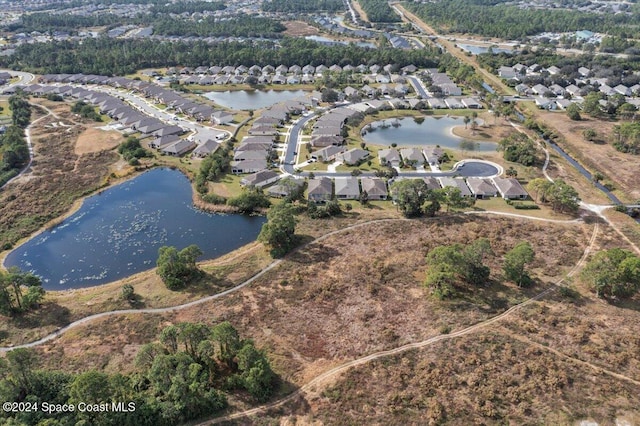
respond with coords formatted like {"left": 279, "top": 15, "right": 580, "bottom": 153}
{"left": 75, "top": 126, "right": 123, "bottom": 155}
{"left": 283, "top": 21, "right": 322, "bottom": 37}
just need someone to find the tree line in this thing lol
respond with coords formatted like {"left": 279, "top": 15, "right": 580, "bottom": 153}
{"left": 261, "top": 0, "right": 344, "bottom": 13}
{"left": 405, "top": 0, "right": 640, "bottom": 40}
{"left": 0, "top": 37, "right": 440, "bottom": 76}
{"left": 152, "top": 16, "right": 286, "bottom": 38}
{"left": 0, "top": 321, "right": 277, "bottom": 425}
{"left": 390, "top": 179, "right": 475, "bottom": 218}
{"left": 0, "top": 94, "right": 31, "bottom": 187}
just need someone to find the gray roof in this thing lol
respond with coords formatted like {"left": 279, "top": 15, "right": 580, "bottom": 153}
{"left": 466, "top": 178, "right": 498, "bottom": 197}
{"left": 438, "top": 177, "right": 472, "bottom": 197}
{"left": 360, "top": 178, "right": 388, "bottom": 197}
{"left": 492, "top": 177, "right": 529, "bottom": 199}
{"left": 334, "top": 177, "right": 360, "bottom": 198}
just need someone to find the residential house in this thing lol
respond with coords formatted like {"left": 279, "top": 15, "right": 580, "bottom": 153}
{"left": 400, "top": 148, "right": 425, "bottom": 167}
{"left": 423, "top": 177, "right": 441, "bottom": 190}
{"left": 211, "top": 110, "right": 234, "bottom": 125}
{"left": 231, "top": 159, "right": 268, "bottom": 174}
{"left": 492, "top": 177, "right": 529, "bottom": 200}
{"left": 378, "top": 148, "right": 401, "bottom": 167}
{"left": 311, "top": 145, "right": 345, "bottom": 162}
{"left": 268, "top": 178, "right": 304, "bottom": 198}
{"left": 192, "top": 140, "right": 219, "bottom": 158}
{"left": 149, "top": 134, "right": 181, "bottom": 149}
{"left": 160, "top": 139, "right": 196, "bottom": 156}
{"left": 360, "top": 177, "right": 388, "bottom": 200}
{"left": 422, "top": 147, "right": 444, "bottom": 165}
{"left": 240, "top": 170, "right": 280, "bottom": 188}
{"left": 338, "top": 148, "right": 370, "bottom": 166}
{"left": 334, "top": 177, "right": 360, "bottom": 199}
{"left": 438, "top": 177, "right": 472, "bottom": 197}
{"left": 307, "top": 177, "right": 333, "bottom": 202}
{"left": 466, "top": 178, "right": 498, "bottom": 199}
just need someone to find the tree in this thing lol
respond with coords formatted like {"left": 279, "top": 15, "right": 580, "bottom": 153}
{"left": 505, "top": 166, "right": 518, "bottom": 177}
{"left": 546, "top": 179, "right": 580, "bottom": 213}
{"left": 226, "top": 187, "right": 271, "bottom": 213}
{"left": 566, "top": 103, "right": 581, "bottom": 120}
{"left": 582, "top": 128, "right": 597, "bottom": 142}
{"left": 390, "top": 179, "right": 429, "bottom": 217}
{"left": 527, "top": 178, "right": 552, "bottom": 202}
{"left": 258, "top": 202, "right": 296, "bottom": 258}
{"left": 321, "top": 88, "right": 339, "bottom": 103}
{"left": 581, "top": 248, "right": 640, "bottom": 299}
{"left": 503, "top": 242, "right": 535, "bottom": 287}
{"left": 121, "top": 284, "right": 135, "bottom": 301}
{"left": 156, "top": 245, "right": 203, "bottom": 290}
{"left": 582, "top": 92, "right": 604, "bottom": 117}
{"left": 498, "top": 132, "right": 537, "bottom": 166}
{"left": 443, "top": 187, "right": 475, "bottom": 212}
{"left": 0, "top": 267, "right": 44, "bottom": 315}
{"left": 459, "top": 139, "right": 477, "bottom": 156}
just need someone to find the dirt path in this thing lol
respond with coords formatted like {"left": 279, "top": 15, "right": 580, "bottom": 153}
{"left": 198, "top": 222, "right": 608, "bottom": 425}
{"left": 350, "top": 0, "right": 369, "bottom": 23}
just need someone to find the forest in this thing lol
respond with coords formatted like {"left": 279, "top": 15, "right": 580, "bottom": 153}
{"left": 0, "top": 322, "right": 277, "bottom": 426}
{"left": 0, "top": 37, "right": 440, "bottom": 75}
{"left": 357, "top": 0, "right": 400, "bottom": 23}
{"left": 152, "top": 16, "right": 286, "bottom": 38}
{"left": 405, "top": 1, "right": 640, "bottom": 39}
{"left": 261, "top": 0, "right": 344, "bottom": 13}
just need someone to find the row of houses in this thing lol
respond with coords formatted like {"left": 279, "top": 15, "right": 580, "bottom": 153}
{"left": 37, "top": 73, "right": 234, "bottom": 125}
{"left": 305, "top": 175, "right": 529, "bottom": 203}
{"left": 231, "top": 95, "right": 319, "bottom": 174}
{"left": 310, "top": 107, "right": 360, "bottom": 148}
{"left": 164, "top": 63, "right": 420, "bottom": 77}
{"left": 379, "top": 147, "right": 445, "bottom": 168}
{"left": 21, "top": 83, "right": 215, "bottom": 157}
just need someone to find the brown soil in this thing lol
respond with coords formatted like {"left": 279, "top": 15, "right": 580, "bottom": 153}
{"left": 537, "top": 111, "right": 640, "bottom": 202}
{"left": 282, "top": 21, "right": 322, "bottom": 37}
{"left": 75, "top": 126, "right": 123, "bottom": 155}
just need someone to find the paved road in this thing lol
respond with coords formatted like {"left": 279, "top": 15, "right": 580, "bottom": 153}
{"left": 0, "top": 70, "right": 35, "bottom": 93}
{"left": 85, "top": 85, "right": 230, "bottom": 142}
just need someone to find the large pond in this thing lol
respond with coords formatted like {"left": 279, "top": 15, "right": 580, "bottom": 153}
{"left": 362, "top": 116, "right": 498, "bottom": 152}
{"left": 202, "top": 90, "right": 308, "bottom": 110}
{"left": 4, "top": 168, "right": 266, "bottom": 290}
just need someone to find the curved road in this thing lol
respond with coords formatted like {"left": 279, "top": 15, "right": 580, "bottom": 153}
{"left": 0, "top": 70, "right": 36, "bottom": 93}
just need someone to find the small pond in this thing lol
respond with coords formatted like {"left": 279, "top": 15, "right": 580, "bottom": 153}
{"left": 202, "top": 90, "right": 308, "bottom": 110}
{"left": 4, "top": 168, "right": 266, "bottom": 290}
{"left": 362, "top": 116, "right": 498, "bottom": 152}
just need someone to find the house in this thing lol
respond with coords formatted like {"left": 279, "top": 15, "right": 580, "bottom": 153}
{"left": 338, "top": 148, "right": 370, "bottom": 166}
{"left": 547, "top": 65, "right": 561, "bottom": 75}
{"left": 211, "top": 110, "right": 234, "bottom": 125}
{"left": 311, "top": 145, "right": 345, "bottom": 162}
{"left": 534, "top": 96, "right": 555, "bottom": 110}
{"left": 578, "top": 67, "right": 591, "bottom": 77}
{"left": 360, "top": 177, "right": 388, "bottom": 200}
{"left": 153, "top": 125, "right": 183, "bottom": 137}
{"left": 565, "top": 84, "right": 581, "bottom": 97}
{"left": 378, "top": 148, "right": 401, "bottom": 167}
{"left": 275, "top": 65, "right": 289, "bottom": 75}
{"left": 460, "top": 98, "right": 482, "bottom": 109}
{"left": 466, "top": 178, "right": 498, "bottom": 199}
{"left": 268, "top": 178, "right": 305, "bottom": 198}
{"left": 422, "top": 147, "right": 444, "bottom": 165}
{"left": 192, "top": 140, "right": 219, "bottom": 158}
{"left": 427, "top": 98, "right": 447, "bottom": 109}
{"left": 492, "top": 177, "right": 529, "bottom": 200}
{"left": 423, "top": 177, "right": 441, "bottom": 190}
{"left": 614, "top": 84, "right": 632, "bottom": 96}
{"left": 234, "top": 150, "right": 268, "bottom": 162}
{"left": 334, "top": 177, "right": 360, "bottom": 199}
{"left": 438, "top": 177, "right": 472, "bottom": 197}
{"left": 240, "top": 170, "right": 280, "bottom": 188}
{"left": 231, "top": 159, "right": 268, "bottom": 174}
{"left": 532, "top": 84, "right": 550, "bottom": 96}
{"left": 160, "top": 139, "right": 196, "bottom": 156}
{"left": 498, "top": 66, "right": 517, "bottom": 79}
{"left": 148, "top": 134, "right": 181, "bottom": 149}
{"left": 445, "top": 98, "right": 464, "bottom": 109}
{"left": 549, "top": 84, "right": 566, "bottom": 97}
{"left": 310, "top": 135, "right": 344, "bottom": 148}
{"left": 400, "top": 148, "right": 424, "bottom": 167}
{"left": 307, "top": 177, "right": 333, "bottom": 202}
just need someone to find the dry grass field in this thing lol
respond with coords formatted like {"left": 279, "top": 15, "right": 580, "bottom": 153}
{"left": 537, "top": 111, "right": 640, "bottom": 203}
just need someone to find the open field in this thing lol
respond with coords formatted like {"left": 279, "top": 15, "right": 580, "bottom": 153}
{"left": 282, "top": 21, "right": 322, "bottom": 37}
{"left": 536, "top": 110, "right": 640, "bottom": 203}
{"left": 75, "top": 126, "right": 123, "bottom": 155}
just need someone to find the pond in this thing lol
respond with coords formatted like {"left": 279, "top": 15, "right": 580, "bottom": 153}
{"left": 202, "top": 90, "right": 308, "bottom": 110}
{"left": 362, "top": 116, "right": 498, "bottom": 152}
{"left": 4, "top": 168, "right": 266, "bottom": 290}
